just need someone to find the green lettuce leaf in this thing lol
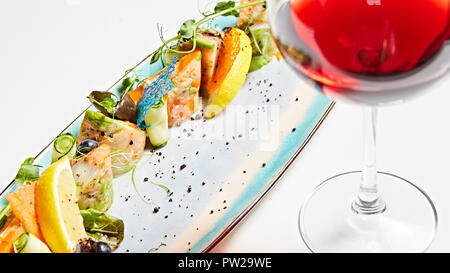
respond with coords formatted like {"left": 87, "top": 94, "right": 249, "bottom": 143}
{"left": 87, "top": 91, "right": 117, "bottom": 117}
{"left": 250, "top": 55, "right": 272, "bottom": 72}
{"left": 80, "top": 209, "right": 124, "bottom": 249}
{"left": 214, "top": 1, "right": 239, "bottom": 17}
{"left": 180, "top": 19, "right": 196, "bottom": 42}
{"left": 248, "top": 26, "right": 277, "bottom": 72}
{"left": 14, "top": 157, "right": 41, "bottom": 185}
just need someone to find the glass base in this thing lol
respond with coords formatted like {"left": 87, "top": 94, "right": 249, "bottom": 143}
{"left": 299, "top": 171, "right": 438, "bottom": 253}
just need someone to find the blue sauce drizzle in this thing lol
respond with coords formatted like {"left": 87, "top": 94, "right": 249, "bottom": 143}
{"left": 136, "top": 57, "right": 177, "bottom": 130}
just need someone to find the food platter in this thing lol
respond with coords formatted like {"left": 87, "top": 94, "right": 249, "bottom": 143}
{"left": 0, "top": 13, "right": 333, "bottom": 253}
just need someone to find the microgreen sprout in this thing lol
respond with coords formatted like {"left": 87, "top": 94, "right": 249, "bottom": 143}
{"left": 131, "top": 166, "right": 156, "bottom": 206}
{"left": 151, "top": 181, "right": 173, "bottom": 196}
{"left": 123, "top": 0, "right": 266, "bottom": 73}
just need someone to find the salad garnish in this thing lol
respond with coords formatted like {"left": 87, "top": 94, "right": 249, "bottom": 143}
{"left": 123, "top": 0, "right": 267, "bottom": 75}
{"left": 13, "top": 157, "right": 41, "bottom": 186}
{"left": 80, "top": 209, "right": 125, "bottom": 249}
{"left": 0, "top": 158, "right": 41, "bottom": 230}
{"left": 131, "top": 166, "right": 155, "bottom": 205}
{"left": 151, "top": 181, "right": 173, "bottom": 197}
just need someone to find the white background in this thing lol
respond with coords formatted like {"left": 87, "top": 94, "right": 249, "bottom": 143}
{"left": 1, "top": 0, "right": 449, "bottom": 252}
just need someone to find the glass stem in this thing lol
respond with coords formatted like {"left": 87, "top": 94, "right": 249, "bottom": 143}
{"left": 352, "top": 107, "right": 386, "bottom": 215}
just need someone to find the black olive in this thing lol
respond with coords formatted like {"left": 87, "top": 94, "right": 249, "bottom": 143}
{"left": 91, "top": 242, "right": 112, "bottom": 253}
{"left": 77, "top": 139, "right": 99, "bottom": 156}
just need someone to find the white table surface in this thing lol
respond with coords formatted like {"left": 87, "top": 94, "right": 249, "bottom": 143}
{"left": 1, "top": 0, "right": 449, "bottom": 253}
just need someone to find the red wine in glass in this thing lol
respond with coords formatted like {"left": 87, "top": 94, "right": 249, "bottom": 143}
{"left": 269, "top": 0, "right": 450, "bottom": 105}
{"left": 266, "top": 0, "right": 449, "bottom": 252}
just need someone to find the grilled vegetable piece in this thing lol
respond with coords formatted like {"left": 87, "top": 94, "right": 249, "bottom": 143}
{"left": 71, "top": 144, "right": 114, "bottom": 212}
{"left": 13, "top": 232, "right": 51, "bottom": 253}
{"left": 76, "top": 110, "right": 146, "bottom": 177}
{"left": 145, "top": 97, "right": 170, "bottom": 148}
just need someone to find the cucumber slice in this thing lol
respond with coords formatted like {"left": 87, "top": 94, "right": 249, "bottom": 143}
{"left": 52, "top": 133, "right": 76, "bottom": 162}
{"left": 0, "top": 204, "right": 11, "bottom": 230}
{"left": 13, "top": 232, "right": 51, "bottom": 253}
{"left": 145, "top": 98, "right": 169, "bottom": 148}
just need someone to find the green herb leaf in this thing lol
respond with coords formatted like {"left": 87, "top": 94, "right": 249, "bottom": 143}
{"left": 150, "top": 49, "right": 163, "bottom": 64}
{"left": 14, "top": 157, "right": 41, "bottom": 186}
{"left": 179, "top": 19, "right": 196, "bottom": 42}
{"left": 214, "top": 1, "right": 240, "bottom": 17}
{"left": 80, "top": 209, "right": 124, "bottom": 249}
{"left": 248, "top": 26, "right": 276, "bottom": 72}
{"left": 118, "top": 75, "right": 145, "bottom": 96}
{"left": 99, "top": 98, "right": 116, "bottom": 115}
{"left": 122, "top": 1, "right": 265, "bottom": 75}
{"left": 118, "top": 77, "right": 132, "bottom": 95}
{"left": 88, "top": 91, "right": 118, "bottom": 117}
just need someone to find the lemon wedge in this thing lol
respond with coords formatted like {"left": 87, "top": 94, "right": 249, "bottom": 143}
{"left": 205, "top": 27, "right": 252, "bottom": 119}
{"left": 35, "top": 156, "right": 87, "bottom": 253}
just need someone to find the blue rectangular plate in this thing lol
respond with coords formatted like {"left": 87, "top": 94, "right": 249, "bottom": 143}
{"left": 0, "top": 16, "right": 333, "bottom": 253}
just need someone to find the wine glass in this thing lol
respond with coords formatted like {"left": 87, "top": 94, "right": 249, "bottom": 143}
{"left": 266, "top": 0, "right": 450, "bottom": 252}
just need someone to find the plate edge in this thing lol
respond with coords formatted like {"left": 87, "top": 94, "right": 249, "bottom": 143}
{"left": 202, "top": 101, "right": 335, "bottom": 253}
